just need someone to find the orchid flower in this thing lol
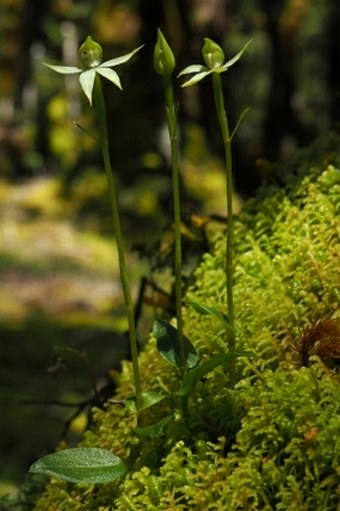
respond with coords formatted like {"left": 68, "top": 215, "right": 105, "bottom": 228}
{"left": 178, "top": 37, "right": 251, "bottom": 387}
{"left": 45, "top": 35, "right": 144, "bottom": 409}
{"left": 44, "top": 35, "right": 143, "bottom": 105}
{"left": 178, "top": 38, "right": 251, "bottom": 87}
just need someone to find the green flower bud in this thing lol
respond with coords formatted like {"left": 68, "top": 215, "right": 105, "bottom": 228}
{"left": 153, "top": 29, "right": 175, "bottom": 75}
{"left": 79, "top": 36, "right": 103, "bottom": 69}
{"left": 202, "top": 37, "right": 225, "bottom": 69}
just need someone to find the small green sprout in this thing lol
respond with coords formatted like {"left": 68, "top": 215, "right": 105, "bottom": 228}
{"left": 43, "top": 35, "right": 143, "bottom": 105}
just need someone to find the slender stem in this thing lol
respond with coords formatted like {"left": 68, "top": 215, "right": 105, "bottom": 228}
{"left": 212, "top": 72, "right": 235, "bottom": 387}
{"left": 162, "top": 73, "right": 186, "bottom": 376}
{"left": 93, "top": 76, "right": 143, "bottom": 410}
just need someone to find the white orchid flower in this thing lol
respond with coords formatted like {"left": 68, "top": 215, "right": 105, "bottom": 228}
{"left": 44, "top": 35, "right": 143, "bottom": 105}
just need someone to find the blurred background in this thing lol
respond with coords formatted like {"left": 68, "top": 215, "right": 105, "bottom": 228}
{"left": 1, "top": 0, "right": 339, "bottom": 497}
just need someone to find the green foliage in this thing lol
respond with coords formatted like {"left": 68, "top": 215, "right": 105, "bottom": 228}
{"left": 31, "top": 133, "right": 340, "bottom": 510}
{"left": 29, "top": 448, "right": 127, "bottom": 484}
{"left": 176, "top": 352, "right": 252, "bottom": 401}
{"left": 153, "top": 317, "right": 198, "bottom": 370}
{"left": 4, "top": 9, "right": 340, "bottom": 504}
{"left": 184, "top": 160, "right": 339, "bottom": 372}
{"left": 188, "top": 300, "right": 235, "bottom": 334}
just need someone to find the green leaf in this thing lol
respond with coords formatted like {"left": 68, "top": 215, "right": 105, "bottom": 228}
{"left": 135, "top": 415, "right": 172, "bottom": 437}
{"left": 230, "top": 107, "right": 251, "bottom": 140}
{"left": 153, "top": 318, "right": 199, "bottom": 369}
{"left": 126, "top": 391, "right": 167, "bottom": 413}
{"left": 176, "top": 352, "right": 252, "bottom": 399}
{"left": 141, "top": 391, "right": 167, "bottom": 409}
{"left": 188, "top": 300, "right": 236, "bottom": 334}
{"left": 133, "top": 393, "right": 173, "bottom": 436}
{"left": 73, "top": 122, "right": 100, "bottom": 143}
{"left": 29, "top": 448, "right": 127, "bottom": 484}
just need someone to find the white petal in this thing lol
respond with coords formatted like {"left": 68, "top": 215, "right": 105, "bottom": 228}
{"left": 100, "top": 44, "right": 144, "bottom": 68}
{"left": 177, "top": 64, "right": 207, "bottom": 77}
{"left": 96, "top": 67, "right": 122, "bottom": 90}
{"left": 43, "top": 63, "right": 82, "bottom": 74}
{"left": 222, "top": 40, "right": 252, "bottom": 70}
{"left": 79, "top": 69, "right": 96, "bottom": 105}
{"left": 181, "top": 70, "right": 212, "bottom": 87}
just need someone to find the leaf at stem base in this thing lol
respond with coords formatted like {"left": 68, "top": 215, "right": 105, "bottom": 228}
{"left": 29, "top": 447, "right": 127, "bottom": 484}
{"left": 153, "top": 317, "right": 199, "bottom": 369}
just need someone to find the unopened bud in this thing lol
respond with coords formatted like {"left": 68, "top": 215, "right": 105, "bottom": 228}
{"left": 153, "top": 29, "right": 175, "bottom": 75}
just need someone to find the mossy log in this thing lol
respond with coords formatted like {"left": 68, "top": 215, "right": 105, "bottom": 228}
{"left": 33, "top": 133, "right": 340, "bottom": 511}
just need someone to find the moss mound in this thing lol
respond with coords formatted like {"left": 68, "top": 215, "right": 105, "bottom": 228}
{"left": 34, "top": 134, "right": 340, "bottom": 510}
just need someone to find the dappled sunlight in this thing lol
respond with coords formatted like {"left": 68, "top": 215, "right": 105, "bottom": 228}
{"left": 1, "top": 1, "right": 339, "bottom": 502}
{"left": 0, "top": 176, "right": 144, "bottom": 323}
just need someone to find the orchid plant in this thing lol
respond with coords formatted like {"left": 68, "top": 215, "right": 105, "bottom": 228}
{"left": 28, "top": 33, "right": 253, "bottom": 488}
{"left": 44, "top": 35, "right": 144, "bottom": 411}
{"left": 44, "top": 35, "right": 143, "bottom": 105}
{"left": 179, "top": 38, "right": 251, "bottom": 387}
{"left": 153, "top": 29, "right": 187, "bottom": 377}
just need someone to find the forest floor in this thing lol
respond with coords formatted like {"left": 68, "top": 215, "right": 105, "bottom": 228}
{"left": 0, "top": 176, "right": 143, "bottom": 492}
{"left": 0, "top": 142, "right": 229, "bottom": 493}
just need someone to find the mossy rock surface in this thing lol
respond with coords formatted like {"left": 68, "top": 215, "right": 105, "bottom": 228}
{"left": 33, "top": 134, "right": 340, "bottom": 510}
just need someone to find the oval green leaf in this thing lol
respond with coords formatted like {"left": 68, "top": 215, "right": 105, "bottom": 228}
{"left": 153, "top": 318, "right": 199, "bottom": 369}
{"left": 29, "top": 447, "right": 127, "bottom": 484}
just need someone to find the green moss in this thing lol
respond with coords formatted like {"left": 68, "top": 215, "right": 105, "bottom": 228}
{"left": 33, "top": 134, "right": 340, "bottom": 510}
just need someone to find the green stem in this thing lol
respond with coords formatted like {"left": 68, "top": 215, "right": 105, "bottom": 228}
{"left": 163, "top": 73, "right": 186, "bottom": 376}
{"left": 212, "top": 72, "right": 235, "bottom": 387}
{"left": 93, "top": 76, "right": 143, "bottom": 410}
